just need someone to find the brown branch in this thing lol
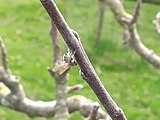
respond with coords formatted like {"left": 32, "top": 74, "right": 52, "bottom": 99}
{"left": 39, "top": 0, "right": 127, "bottom": 119}
{"left": 130, "top": 0, "right": 142, "bottom": 26}
{"left": 50, "top": 20, "right": 60, "bottom": 63}
{"left": 0, "top": 37, "right": 9, "bottom": 73}
{"left": 95, "top": 0, "right": 105, "bottom": 44}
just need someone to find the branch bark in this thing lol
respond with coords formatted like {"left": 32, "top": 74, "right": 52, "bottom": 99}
{"left": 40, "top": 0, "right": 127, "bottom": 119}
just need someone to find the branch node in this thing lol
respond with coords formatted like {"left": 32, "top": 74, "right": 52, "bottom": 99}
{"left": 71, "top": 29, "right": 80, "bottom": 41}
{"left": 114, "top": 108, "right": 123, "bottom": 117}
{"left": 79, "top": 70, "right": 88, "bottom": 80}
{"left": 85, "top": 102, "right": 100, "bottom": 120}
{"left": 48, "top": 67, "right": 55, "bottom": 77}
{"left": 130, "top": 0, "right": 142, "bottom": 26}
{"left": 67, "top": 84, "right": 83, "bottom": 93}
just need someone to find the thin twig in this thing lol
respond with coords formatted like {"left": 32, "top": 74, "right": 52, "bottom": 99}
{"left": 85, "top": 103, "right": 100, "bottom": 120}
{"left": 67, "top": 84, "right": 83, "bottom": 93}
{"left": 40, "top": 0, "right": 127, "bottom": 119}
{"left": 130, "top": 0, "right": 142, "bottom": 26}
{"left": 50, "top": 20, "right": 60, "bottom": 63}
{"left": 95, "top": 0, "right": 105, "bottom": 44}
{"left": 0, "top": 37, "right": 9, "bottom": 73}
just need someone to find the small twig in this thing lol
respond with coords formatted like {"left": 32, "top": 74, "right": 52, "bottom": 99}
{"left": 95, "top": 0, "right": 105, "bottom": 44}
{"left": 0, "top": 37, "right": 9, "bottom": 73}
{"left": 47, "top": 67, "right": 55, "bottom": 77}
{"left": 130, "top": 0, "right": 142, "bottom": 26}
{"left": 50, "top": 20, "right": 60, "bottom": 63}
{"left": 85, "top": 102, "right": 100, "bottom": 120}
{"left": 67, "top": 84, "right": 83, "bottom": 93}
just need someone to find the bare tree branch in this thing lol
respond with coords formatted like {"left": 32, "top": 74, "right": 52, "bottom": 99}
{"left": 39, "top": 0, "right": 127, "bottom": 119}
{"left": 0, "top": 37, "right": 9, "bottom": 73}
{"left": 50, "top": 20, "right": 60, "bottom": 63}
{"left": 85, "top": 102, "right": 100, "bottom": 120}
{"left": 0, "top": 65, "right": 109, "bottom": 119}
{"left": 67, "top": 84, "right": 83, "bottom": 93}
{"left": 50, "top": 20, "right": 69, "bottom": 120}
{"left": 130, "top": 0, "right": 142, "bottom": 26}
{"left": 95, "top": 0, "right": 105, "bottom": 44}
{"left": 0, "top": 48, "right": 108, "bottom": 120}
{"left": 105, "top": 0, "right": 160, "bottom": 69}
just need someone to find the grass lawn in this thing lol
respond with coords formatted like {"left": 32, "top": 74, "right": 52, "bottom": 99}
{"left": 0, "top": 0, "right": 160, "bottom": 120}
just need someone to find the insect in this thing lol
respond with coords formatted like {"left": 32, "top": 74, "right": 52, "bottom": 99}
{"left": 52, "top": 48, "right": 77, "bottom": 75}
{"left": 63, "top": 48, "right": 77, "bottom": 64}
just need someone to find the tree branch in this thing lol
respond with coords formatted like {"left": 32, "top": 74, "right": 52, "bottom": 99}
{"left": 0, "top": 60, "right": 108, "bottom": 119}
{"left": 50, "top": 20, "right": 69, "bottom": 120}
{"left": 39, "top": 0, "right": 127, "bottom": 119}
{"left": 67, "top": 84, "right": 83, "bottom": 93}
{"left": 50, "top": 20, "right": 60, "bottom": 63}
{"left": 0, "top": 74, "right": 108, "bottom": 119}
{"left": 95, "top": 0, "right": 105, "bottom": 44}
{"left": 104, "top": 0, "right": 160, "bottom": 69}
{"left": 0, "top": 37, "right": 9, "bottom": 73}
{"left": 130, "top": 0, "right": 142, "bottom": 26}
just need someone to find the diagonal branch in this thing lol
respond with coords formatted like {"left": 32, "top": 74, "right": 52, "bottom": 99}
{"left": 39, "top": 0, "right": 127, "bottom": 119}
{"left": 130, "top": 0, "right": 142, "bottom": 26}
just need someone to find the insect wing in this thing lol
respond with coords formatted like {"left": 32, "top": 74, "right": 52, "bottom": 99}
{"left": 59, "top": 63, "right": 71, "bottom": 75}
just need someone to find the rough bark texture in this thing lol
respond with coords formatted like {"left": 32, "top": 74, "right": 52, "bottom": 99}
{"left": 40, "top": 0, "right": 127, "bottom": 120}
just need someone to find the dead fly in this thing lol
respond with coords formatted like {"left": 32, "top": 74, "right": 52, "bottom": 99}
{"left": 52, "top": 49, "right": 77, "bottom": 75}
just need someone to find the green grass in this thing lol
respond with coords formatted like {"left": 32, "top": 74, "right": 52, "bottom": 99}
{"left": 0, "top": 0, "right": 160, "bottom": 120}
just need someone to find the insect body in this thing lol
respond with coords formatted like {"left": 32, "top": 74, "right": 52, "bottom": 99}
{"left": 63, "top": 48, "right": 77, "bottom": 65}
{"left": 52, "top": 48, "right": 77, "bottom": 75}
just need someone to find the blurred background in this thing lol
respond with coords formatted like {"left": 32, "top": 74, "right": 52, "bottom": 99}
{"left": 0, "top": 0, "right": 160, "bottom": 119}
